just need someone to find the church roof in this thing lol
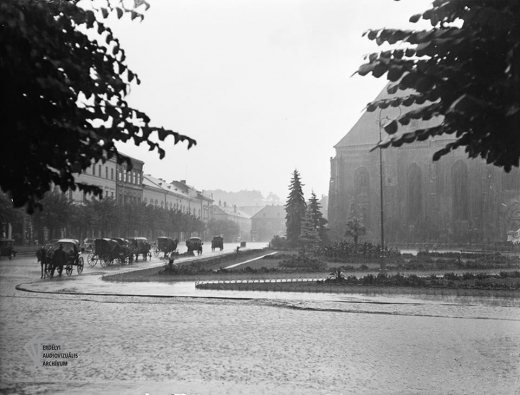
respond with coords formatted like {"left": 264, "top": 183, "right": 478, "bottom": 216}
{"left": 334, "top": 86, "right": 441, "bottom": 149}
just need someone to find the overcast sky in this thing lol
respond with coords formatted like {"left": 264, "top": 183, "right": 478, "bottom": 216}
{"left": 102, "top": 0, "right": 432, "bottom": 201}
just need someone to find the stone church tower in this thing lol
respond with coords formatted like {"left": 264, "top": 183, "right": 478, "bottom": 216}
{"left": 328, "top": 87, "right": 520, "bottom": 246}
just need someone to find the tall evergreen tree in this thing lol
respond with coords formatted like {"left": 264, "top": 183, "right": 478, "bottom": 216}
{"left": 299, "top": 205, "right": 321, "bottom": 253}
{"left": 308, "top": 191, "right": 329, "bottom": 246}
{"left": 285, "top": 170, "right": 306, "bottom": 246}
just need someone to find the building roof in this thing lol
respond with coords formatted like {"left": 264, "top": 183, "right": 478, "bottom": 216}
{"left": 117, "top": 151, "right": 144, "bottom": 165}
{"left": 211, "top": 205, "right": 251, "bottom": 219}
{"left": 143, "top": 175, "right": 186, "bottom": 197}
{"left": 251, "top": 205, "right": 285, "bottom": 219}
{"left": 334, "top": 86, "right": 442, "bottom": 149}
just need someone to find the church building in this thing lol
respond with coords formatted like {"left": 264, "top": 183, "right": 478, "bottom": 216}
{"left": 328, "top": 87, "right": 520, "bottom": 246}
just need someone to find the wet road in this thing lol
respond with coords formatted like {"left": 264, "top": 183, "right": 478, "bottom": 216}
{"left": 1, "top": 248, "right": 520, "bottom": 395}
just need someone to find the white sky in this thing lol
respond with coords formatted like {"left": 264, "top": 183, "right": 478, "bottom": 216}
{"left": 103, "top": 0, "right": 433, "bottom": 201}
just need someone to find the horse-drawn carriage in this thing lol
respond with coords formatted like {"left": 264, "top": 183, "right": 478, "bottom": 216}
{"left": 211, "top": 236, "right": 224, "bottom": 251}
{"left": 43, "top": 239, "right": 84, "bottom": 277}
{"left": 0, "top": 238, "right": 16, "bottom": 260}
{"left": 153, "top": 237, "right": 178, "bottom": 258}
{"left": 186, "top": 237, "right": 203, "bottom": 255}
{"left": 127, "top": 237, "right": 152, "bottom": 261}
{"left": 87, "top": 238, "right": 134, "bottom": 267}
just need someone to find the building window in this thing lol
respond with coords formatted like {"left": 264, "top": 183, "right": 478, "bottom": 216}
{"left": 111, "top": 191, "right": 114, "bottom": 198}
{"left": 111, "top": 168, "right": 114, "bottom": 180}
{"left": 355, "top": 167, "right": 369, "bottom": 195}
{"left": 92, "top": 165, "right": 95, "bottom": 176}
{"left": 99, "top": 165, "right": 101, "bottom": 176}
{"left": 407, "top": 163, "right": 423, "bottom": 221}
{"left": 105, "top": 167, "right": 108, "bottom": 178}
{"left": 452, "top": 160, "right": 469, "bottom": 220}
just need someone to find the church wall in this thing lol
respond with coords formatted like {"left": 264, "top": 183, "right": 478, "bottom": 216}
{"left": 329, "top": 138, "right": 520, "bottom": 246}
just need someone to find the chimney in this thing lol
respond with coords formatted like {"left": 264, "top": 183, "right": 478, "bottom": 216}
{"left": 181, "top": 180, "right": 186, "bottom": 184}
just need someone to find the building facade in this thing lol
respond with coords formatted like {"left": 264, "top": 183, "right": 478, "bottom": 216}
{"left": 70, "top": 158, "right": 117, "bottom": 204}
{"left": 250, "top": 205, "right": 286, "bottom": 242}
{"left": 143, "top": 176, "right": 212, "bottom": 221}
{"left": 210, "top": 203, "right": 252, "bottom": 241}
{"left": 328, "top": 87, "right": 520, "bottom": 246}
{"left": 116, "top": 154, "right": 144, "bottom": 205}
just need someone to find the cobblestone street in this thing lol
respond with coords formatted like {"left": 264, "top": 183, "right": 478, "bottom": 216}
{"left": 1, "top": 254, "right": 520, "bottom": 395}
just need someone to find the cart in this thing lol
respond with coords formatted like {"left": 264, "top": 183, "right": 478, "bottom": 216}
{"left": 44, "top": 239, "right": 84, "bottom": 277}
{"left": 0, "top": 238, "right": 17, "bottom": 260}
{"left": 128, "top": 237, "right": 152, "bottom": 261}
{"left": 89, "top": 238, "right": 120, "bottom": 267}
{"left": 186, "top": 237, "right": 203, "bottom": 255}
{"left": 211, "top": 236, "right": 224, "bottom": 251}
{"left": 153, "top": 237, "right": 178, "bottom": 258}
{"left": 111, "top": 237, "right": 135, "bottom": 265}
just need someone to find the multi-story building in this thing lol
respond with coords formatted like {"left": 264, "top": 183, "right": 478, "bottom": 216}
{"left": 143, "top": 176, "right": 212, "bottom": 219}
{"left": 115, "top": 153, "right": 144, "bottom": 205}
{"left": 250, "top": 205, "right": 286, "bottom": 242}
{"left": 328, "top": 86, "right": 520, "bottom": 246}
{"left": 69, "top": 157, "right": 117, "bottom": 204}
{"left": 210, "top": 203, "right": 252, "bottom": 241}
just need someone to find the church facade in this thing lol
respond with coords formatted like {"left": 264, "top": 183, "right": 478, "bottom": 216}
{"left": 328, "top": 88, "right": 520, "bottom": 246}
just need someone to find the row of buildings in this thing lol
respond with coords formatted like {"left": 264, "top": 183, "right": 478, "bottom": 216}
{"left": 2, "top": 153, "right": 288, "bottom": 244}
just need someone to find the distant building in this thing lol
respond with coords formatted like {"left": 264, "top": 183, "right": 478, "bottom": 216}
{"left": 210, "top": 203, "right": 251, "bottom": 241}
{"left": 143, "top": 176, "right": 212, "bottom": 223}
{"left": 250, "top": 205, "right": 286, "bottom": 242}
{"left": 328, "top": 87, "right": 520, "bottom": 246}
{"left": 238, "top": 205, "right": 264, "bottom": 217}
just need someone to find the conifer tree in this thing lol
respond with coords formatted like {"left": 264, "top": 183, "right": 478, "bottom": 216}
{"left": 308, "top": 191, "right": 329, "bottom": 246}
{"left": 299, "top": 205, "right": 321, "bottom": 253}
{"left": 285, "top": 170, "right": 306, "bottom": 246}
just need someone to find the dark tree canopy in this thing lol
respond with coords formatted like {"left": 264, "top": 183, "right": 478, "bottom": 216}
{"left": 285, "top": 169, "right": 306, "bottom": 246}
{"left": 0, "top": 0, "right": 196, "bottom": 213}
{"left": 356, "top": 0, "right": 519, "bottom": 171}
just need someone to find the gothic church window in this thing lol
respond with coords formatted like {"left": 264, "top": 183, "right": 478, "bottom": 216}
{"left": 407, "top": 163, "right": 422, "bottom": 220}
{"left": 355, "top": 167, "right": 369, "bottom": 195}
{"left": 452, "top": 160, "right": 469, "bottom": 220}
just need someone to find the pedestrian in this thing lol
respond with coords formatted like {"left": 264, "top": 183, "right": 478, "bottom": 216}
{"left": 168, "top": 250, "right": 177, "bottom": 271}
{"left": 51, "top": 244, "right": 67, "bottom": 277}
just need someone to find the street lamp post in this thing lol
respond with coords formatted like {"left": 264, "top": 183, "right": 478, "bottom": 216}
{"left": 377, "top": 109, "right": 386, "bottom": 272}
{"left": 376, "top": 105, "right": 402, "bottom": 272}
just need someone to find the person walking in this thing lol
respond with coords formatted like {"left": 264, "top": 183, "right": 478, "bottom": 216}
{"left": 167, "top": 250, "right": 177, "bottom": 271}
{"left": 51, "top": 244, "right": 67, "bottom": 277}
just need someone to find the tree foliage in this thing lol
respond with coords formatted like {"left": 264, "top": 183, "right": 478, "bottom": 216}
{"left": 32, "top": 189, "right": 72, "bottom": 239}
{"left": 0, "top": 0, "right": 196, "bottom": 213}
{"left": 299, "top": 206, "right": 321, "bottom": 252}
{"left": 285, "top": 170, "right": 306, "bottom": 246}
{"left": 345, "top": 217, "right": 366, "bottom": 244}
{"left": 356, "top": 0, "right": 520, "bottom": 171}
{"left": 307, "top": 191, "right": 328, "bottom": 246}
